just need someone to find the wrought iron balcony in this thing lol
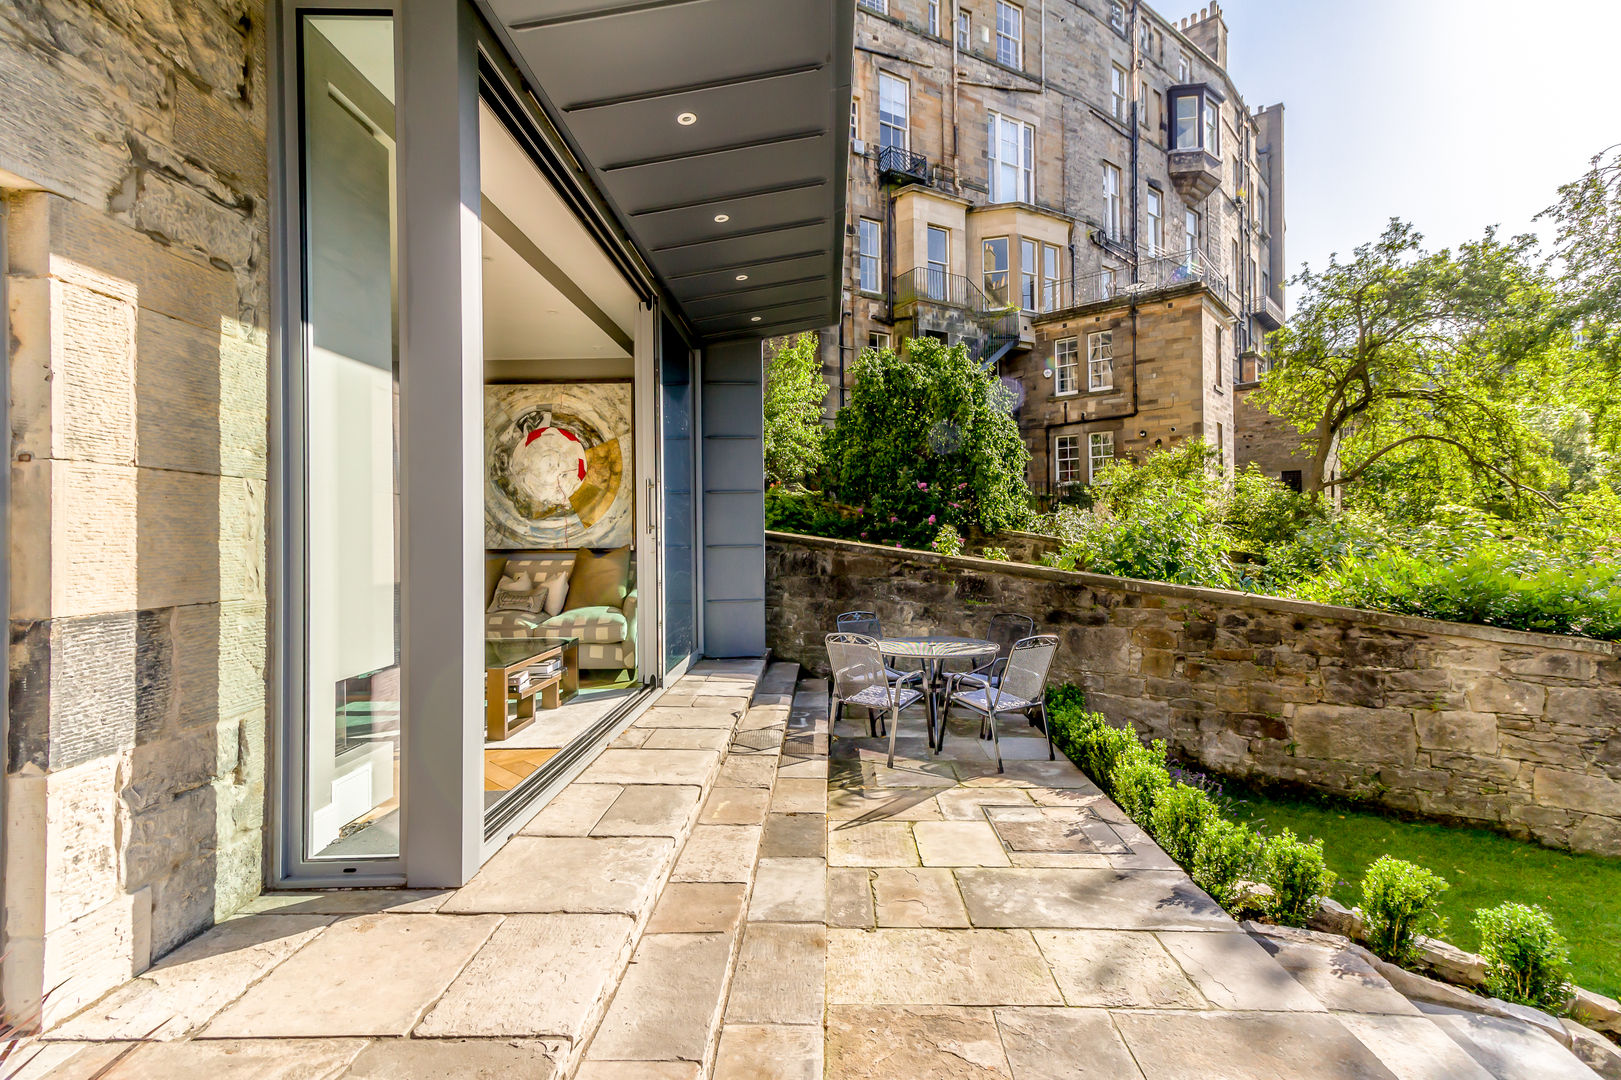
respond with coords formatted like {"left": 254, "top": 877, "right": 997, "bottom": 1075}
{"left": 877, "top": 144, "right": 930, "bottom": 184}
{"left": 1249, "top": 293, "right": 1286, "bottom": 331}
{"left": 1029, "top": 251, "right": 1230, "bottom": 316}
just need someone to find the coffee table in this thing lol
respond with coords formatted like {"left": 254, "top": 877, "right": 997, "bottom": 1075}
{"left": 484, "top": 637, "right": 580, "bottom": 741}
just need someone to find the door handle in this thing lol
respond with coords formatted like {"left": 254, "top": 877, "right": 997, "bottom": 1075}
{"left": 646, "top": 478, "right": 658, "bottom": 534}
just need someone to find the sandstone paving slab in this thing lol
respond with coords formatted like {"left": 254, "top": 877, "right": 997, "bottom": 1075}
{"left": 826, "top": 787, "right": 944, "bottom": 822}
{"left": 872, "top": 867, "right": 971, "bottom": 928}
{"left": 713, "top": 1023, "right": 822, "bottom": 1080}
{"left": 611, "top": 726, "right": 654, "bottom": 747}
{"left": 414, "top": 914, "right": 634, "bottom": 1039}
{"left": 935, "top": 787, "right": 1035, "bottom": 821}
{"left": 1008, "top": 851, "right": 1117, "bottom": 869}
{"left": 30, "top": 1039, "right": 369, "bottom": 1080}
{"left": 959, "top": 760, "right": 1100, "bottom": 789}
{"left": 828, "top": 867, "right": 876, "bottom": 929}
{"left": 7, "top": 1042, "right": 129, "bottom": 1080}
{"left": 239, "top": 889, "right": 450, "bottom": 915}
{"left": 776, "top": 756, "right": 830, "bottom": 780}
{"left": 699, "top": 786, "right": 772, "bottom": 825}
{"left": 825, "top": 1005, "right": 1012, "bottom": 1078}
{"left": 518, "top": 784, "right": 624, "bottom": 837}
{"left": 692, "top": 694, "right": 752, "bottom": 711}
{"left": 641, "top": 728, "right": 732, "bottom": 751}
{"left": 1032, "top": 930, "right": 1208, "bottom": 1009}
{"left": 731, "top": 726, "right": 785, "bottom": 753}
{"left": 749, "top": 858, "right": 829, "bottom": 922}
{"left": 48, "top": 913, "right": 335, "bottom": 1040}
{"left": 633, "top": 707, "right": 741, "bottom": 729}
{"left": 1110, "top": 1010, "right": 1401, "bottom": 1080}
{"left": 959, "top": 735, "right": 1056, "bottom": 762}
{"left": 993, "top": 1007, "right": 1147, "bottom": 1079}
{"left": 586, "top": 931, "right": 735, "bottom": 1062}
{"left": 1416, "top": 1002, "right": 1600, "bottom": 1080}
{"left": 1154, "top": 932, "right": 1326, "bottom": 1012}
{"left": 575, "top": 1062, "right": 700, "bottom": 1080}
{"left": 591, "top": 785, "right": 702, "bottom": 838}
{"left": 956, "top": 868, "right": 1228, "bottom": 931}
{"left": 761, "top": 812, "right": 827, "bottom": 858}
{"left": 669, "top": 824, "right": 762, "bottom": 883}
{"left": 771, "top": 777, "right": 829, "bottom": 814}
{"left": 342, "top": 1038, "right": 565, "bottom": 1078}
{"left": 576, "top": 748, "right": 721, "bottom": 787}
{"left": 826, "top": 928, "right": 1063, "bottom": 1007}
{"left": 1333, "top": 1014, "right": 1496, "bottom": 1080}
{"left": 835, "top": 760, "right": 960, "bottom": 790}
{"left": 724, "top": 922, "right": 827, "bottom": 1025}
{"left": 1251, "top": 932, "right": 1422, "bottom": 1016}
{"left": 915, "top": 820, "right": 1013, "bottom": 867}
{"left": 718, "top": 753, "right": 777, "bottom": 788}
{"left": 985, "top": 806, "right": 1128, "bottom": 855}
{"left": 828, "top": 820, "right": 920, "bottom": 867}
{"left": 440, "top": 836, "right": 674, "bottom": 914}
{"left": 204, "top": 913, "right": 500, "bottom": 1038}
{"left": 644, "top": 882, "right": 748, "bottom": 934}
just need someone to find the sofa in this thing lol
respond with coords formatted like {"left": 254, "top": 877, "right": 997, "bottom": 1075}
{"left": 484, "top": 550, "right": 637, "bottom": 672}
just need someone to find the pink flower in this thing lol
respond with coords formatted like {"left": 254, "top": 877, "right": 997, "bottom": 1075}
{"left": 889, "top": 515, "right": 899, "bottom": 523}
{"left": 949, "top": 502, "right": 962, "bottom": 509}
{"left": 860, "top": 532, "right": 868, "bottom": 539}
{"left": 928, "top": 515, "right": 937, "bottom": 524}
{"left": 917, "top": 481, "right": 928, "bottom": 491}
{"left": 957, "top": 482, "right": 968, "bottom": 490}
{"left": 895, "top": 542, "right": 902, "bottom": 548}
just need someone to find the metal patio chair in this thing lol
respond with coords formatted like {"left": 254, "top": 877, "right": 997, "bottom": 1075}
{"left": 826, "top": 632, "right": 927, "bottom": 767}
{"left": 942, "top": 634, "right": 1059, "bottom": 772}
{"left": 835, "top": 610, "right": 910, "bottom": 725}
{"left": 946, "top": 612, "right": 1035, "bottom": 695}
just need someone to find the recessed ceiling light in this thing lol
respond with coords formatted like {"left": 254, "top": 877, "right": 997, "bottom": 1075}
{"left": 676, "top": 111, "right": 698, "bottom": 126}
{"left": 713, "top": 213, "right": 730, "bottom": 223}
{"left": 751, "top": 316, "right": 762, "bottom": 322}
{"left": 735, "top": 274, "right": 749, "bottom": 281}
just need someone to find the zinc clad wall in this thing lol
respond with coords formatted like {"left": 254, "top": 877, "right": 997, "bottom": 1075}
{"left": 0, "top": 3, "right": 269, "bottom": 1025}
{"left": 700, "top": 338, "right": 767, "bottom": 656}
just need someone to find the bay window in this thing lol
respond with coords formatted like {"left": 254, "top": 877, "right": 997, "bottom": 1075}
{"left": 983, "top": 237, "right": 1010, "bottom": 305}
{"left": 1042, "top": 243, "right": 1061, "bottom": 311}
{"left": 1021, "top": 238, "right": 1038, "bottom": 311}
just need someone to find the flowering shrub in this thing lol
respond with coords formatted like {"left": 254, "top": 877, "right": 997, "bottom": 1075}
{"left": 931, "top": 523, "right": 964, "bottom": 556}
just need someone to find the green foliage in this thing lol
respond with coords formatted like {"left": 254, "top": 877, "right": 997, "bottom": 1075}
{"left": 1360, "top": 856, "right": 1449, "bottom": 964}
{"left": 931, "top": 523, "right": 964, "bottom": 556}
{"left": 980, "top": 545, "right": 1011, "bottom": 561}
{"left": 764, "top": 486, "right": 862, "bottom": 540}
{"left": 1474, "top": 902, "right": 1574, "bottom": 1011}
{"left": 1260, "top": 829, "right": 1337, "bottom": 927}
{"left": 1111, "top": 741, "right": 1172, "bottom": 821}
{"left": 825, "top": 338, "right": 1031, "bottom": 548}
{"left": 1150, "top": 783, "right": 1219, "bottom": 866}
{"left": 762, "top": 333, "right": 828, "bottom": 486}
{"left": 1191, "top": 817, "right": 1265, "bottom": 909}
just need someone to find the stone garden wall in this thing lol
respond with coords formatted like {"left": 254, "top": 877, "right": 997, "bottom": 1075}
{"left": 3, "top": 1, "right": 269, "bottom": 1024}
{"left": 766, "top": 532, "right": 1621, "bottom": 858}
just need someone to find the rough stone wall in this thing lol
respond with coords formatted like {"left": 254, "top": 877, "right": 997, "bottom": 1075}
{"left": 766, "top": 533, "right": 1621, "bottom": 858}
{"left": 825, "top": 0, "right": 1281, "bottom": 481}
{"left": 2, "top": 0, "right": 268, "bottom": 1025}
{"left": 1234, "top": 382, "right": 1323, "bottom": 486}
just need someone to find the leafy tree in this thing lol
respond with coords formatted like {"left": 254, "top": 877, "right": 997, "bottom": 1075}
{"left": 762, "top": 332, "right": 828, "bottom": 486}
{"left": 824, "top": 337, "right": 1030, "bottom": 541}
{"left": 1255, "top": 221, "right": 1558, "bottom": 514}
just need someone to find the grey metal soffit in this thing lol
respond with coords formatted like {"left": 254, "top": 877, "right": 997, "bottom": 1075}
{"left": 481, "top": 0, "right": 855, "bottom": 341}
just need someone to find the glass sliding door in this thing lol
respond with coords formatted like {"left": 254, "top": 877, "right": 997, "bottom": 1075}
{"left": 660, "top": 315, "right": 697, "bottom": 673}
{"left": 296, "top": 13, "right": 402, "bottom": 861}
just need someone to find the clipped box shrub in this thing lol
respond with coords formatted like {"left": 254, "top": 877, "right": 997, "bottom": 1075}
{"left": 1191, "top": 816, "right": 1265, "bottom": 909}
{"left": 1111, "top": 741, "right": 1172, "bottom": 821}
{"left": 1360, "top": 855, "right": 1449, "bottom": 964}
{"left": 1260, "top": 828, "right": 1337, "bottom": 927}
{"left": 1474, "top": 902, "right": 1574, "bottom": 1012}
{"left": 1150, "top": 783, "right": 1219, "bottom": 866}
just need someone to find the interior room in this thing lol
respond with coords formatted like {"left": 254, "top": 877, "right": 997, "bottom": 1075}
{"left": 477, "top": 100, "right": 647, "bottom": 816}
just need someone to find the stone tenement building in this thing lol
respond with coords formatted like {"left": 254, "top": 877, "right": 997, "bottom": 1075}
{"left": 823, "top": 0, "right": 1296, "bottom": 492}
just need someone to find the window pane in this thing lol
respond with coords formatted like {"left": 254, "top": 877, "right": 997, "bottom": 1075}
{"left": 1204, "top": 99, "right": 1219, "bottom": 153}
{"left": 983, "top": 237, "right": 1009, "bottom": 304}
{"left": 859, "top": 218, "right": 881, "bottom": 292}
{"left": 1020, "top": 238, "right": 1037, "bottom": 310}
{"left": 299, "top": 14, "right": 400, "bottom": 860}
{"left": 878, "top": 74, "right": 908, "bottom": 150}
{"left": 1174, "top": 96, "right": 1198, "bottom": 149}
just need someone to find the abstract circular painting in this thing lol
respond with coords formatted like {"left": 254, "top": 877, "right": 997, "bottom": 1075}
{"left": 485, "top": 382, "right": 633, "bottom": 549}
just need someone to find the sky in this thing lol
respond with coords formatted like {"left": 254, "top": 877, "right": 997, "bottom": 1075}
{"left": 1217, "top": 0, "right": 1621, "bottom": 288}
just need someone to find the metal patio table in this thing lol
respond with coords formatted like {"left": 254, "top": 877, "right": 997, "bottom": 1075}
{"left": 878, "top": 636, "right": 999, "bottom": 751}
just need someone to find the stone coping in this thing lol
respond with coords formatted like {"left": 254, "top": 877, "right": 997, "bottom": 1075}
{"left": 768, "top": 530, "right": 1621, "bottom": 656}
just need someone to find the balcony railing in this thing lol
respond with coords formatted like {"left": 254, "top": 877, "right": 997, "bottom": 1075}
{"left": 1030, "top": 250, "right": 1230, "bottom": 315}
{"left": 877, "top": 144, "right": 930, "bottom": 183}
{"left": 892, "top": 267, "right": 1016, "bottom": 315}
{"left": 1249, "top": 293, "right": 1286, "bottom": 331}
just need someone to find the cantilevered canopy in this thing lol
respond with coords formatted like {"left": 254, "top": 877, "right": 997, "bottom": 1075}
{"left": 481, "top": 0, "right": 855, "bottom": 340}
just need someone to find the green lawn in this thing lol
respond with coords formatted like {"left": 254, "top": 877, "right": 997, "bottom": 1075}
{"left": 1219, "top": 783, "right": 1621, "bottom": 999}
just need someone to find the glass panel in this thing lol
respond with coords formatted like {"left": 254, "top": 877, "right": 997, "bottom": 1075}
{"left": 878, "top": 74, "right": 908, "bottom": 151}
{"left": 1174, "top": 95, "right": 1198, "bottom": 149}
{"left": 661, "top": 317, "right": 697, "bottom": 672}
{"left": 926, "top": 226, "right": 948, "bottom": 299}
{"left": 299, "top": 14, "right": 400, "bottom": 860}
{"left": 1204, "top": 98, "right": 1220, "bottom": 153}
{"left": 983, "top": 237, "right": 1009, "bottom": 305}
{"left": 1020, "top": 238, "right": 1037, "bottom": 311}
{"left": 858, "top": 219, "right": 880, "bottom": 292}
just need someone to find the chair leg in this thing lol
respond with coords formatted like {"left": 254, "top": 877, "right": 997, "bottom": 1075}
{"left": 988, "top": 709, "right": 1004, "bottom": 773}
{"left": 886, "top": 704, "right": 901, "bottom": 768}
{"left": 1040, "top": 702, "right": 1055, "bottom": 761}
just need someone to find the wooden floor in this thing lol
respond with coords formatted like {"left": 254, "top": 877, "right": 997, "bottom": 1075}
{"left": 483, "top": 747, "right": 561, "bottom": 792}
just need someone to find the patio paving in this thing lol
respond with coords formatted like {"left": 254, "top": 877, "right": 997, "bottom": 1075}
{"left": 19, "top": 662, "right": 1604, "bottom": 1079}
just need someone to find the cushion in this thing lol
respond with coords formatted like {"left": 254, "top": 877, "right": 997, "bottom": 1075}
{"left": 567, "top": 547, "right": 630, "bottom": 610}
{"left": 540, "top": 606, "right": 628, "bottom": 644}
{"left": 531, "top": 568, "right": 571, "bottom": 616}
{"left": 490, "top": 587, "right": 546, "bottom": 614}
{"left": 486, "top": 609, "right": 549, "bottom": 638}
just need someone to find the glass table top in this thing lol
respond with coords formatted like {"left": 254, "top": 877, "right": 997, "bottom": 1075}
{"left": 485, "top": 637, "right": 581, "bottom": 669}
{"left": 877, "top": 636, "right": 998, "bottom": 660}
